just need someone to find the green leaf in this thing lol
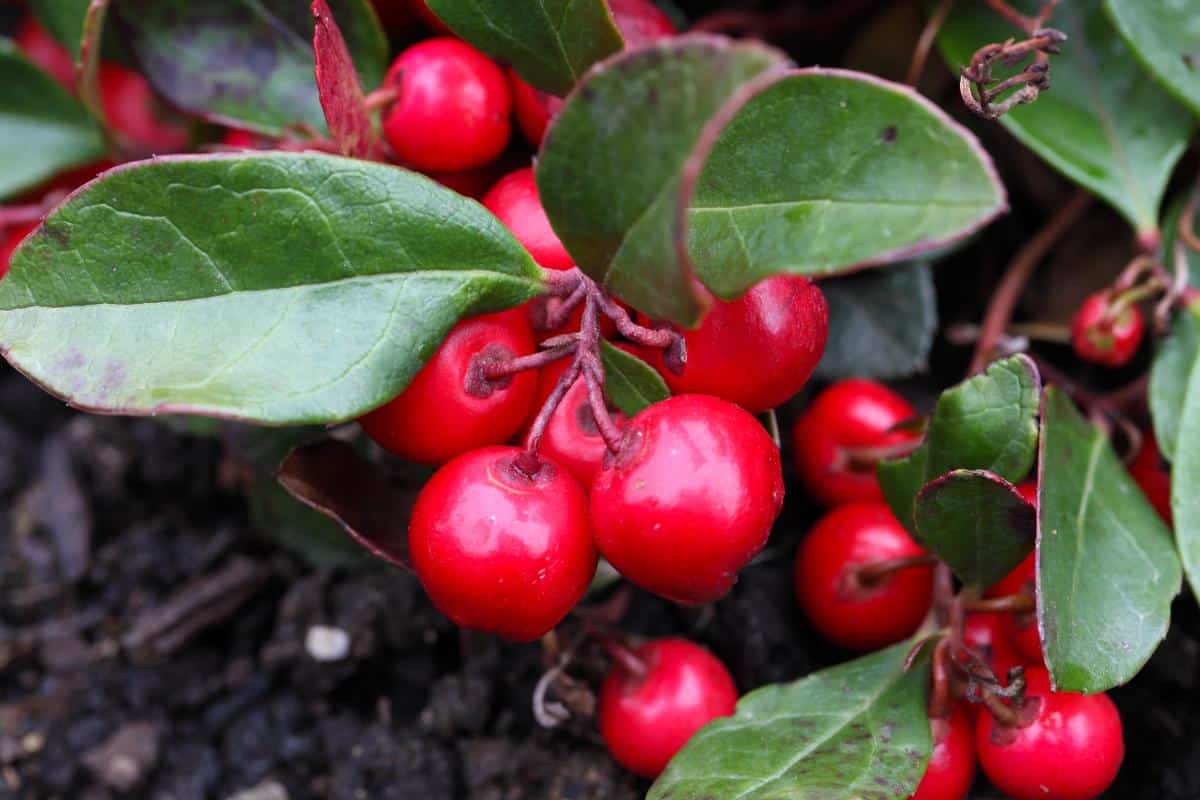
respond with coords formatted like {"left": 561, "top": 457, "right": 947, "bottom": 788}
{"left": 0, "top": 41, "right": 105, "bottom": 201}
{"left": 649, "top": 641, "right": 931, "bottom": 800}
{"left": 938, "top": 0, "right": 1194, "bottom": 235}
{"left": 815, "top": 261, "right": 937, "bottom": 381}
{"left": 1039, "top": 387, "right": 1181, "bottom": 692}
{"left": 29, "top": 0, "right": 91, "bottom": 58}
{"left": 115, "top": 0, "right": 389, "bottom": 136}
{"left": 1150, "top": 301, "right": 1200, "bottom": 463}
{"left": 599, "top": 340, "right": 669, "bottom": 416}
{"left": 878, "top": 444, "right": 929, "bottom": 532}
{"left": 1104, "top": 0, "right": 1200, "bottom": 118}
{"left": 1162, "top": 191, "right": 1200, "bottom": 288}
{"left": 914, "top": 469, "right": 1035, "bottom": 587}
{"left": 924, "top": 354, "right": 1041, "bottom": 481}
{"left": 425, "top": 0, "right": 624, "bottom": 96}
{"left": 0, "top": 153, "right": 542, "bottom": 425}
{"left": 539, "top": 36, "right": 1005, "bottom": 326}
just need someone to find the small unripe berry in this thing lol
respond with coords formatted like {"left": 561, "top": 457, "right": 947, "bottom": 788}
{"left": 1071, "top": 291, "right": 1144, "bottom": 367}
{"left": 382, "top": 38, "right": 511, "bottom": 172}
{"left": 409, "top": 446, "right": 596, "bottom": 641}
{"left": 591, "top": 395, "right": 784, "bottom": 604}
{"left": 598, "top": 638, "right": 737, "bottom": 778}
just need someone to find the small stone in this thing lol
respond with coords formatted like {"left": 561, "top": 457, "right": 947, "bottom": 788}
{"left": 305, "top": 625, "right": 351, "bottom": 662}
{"left": 226, "top": 780, "right": 290, "bottom": 800}
{"left": 81, "top": 721, "right": 160, "bottom": 792}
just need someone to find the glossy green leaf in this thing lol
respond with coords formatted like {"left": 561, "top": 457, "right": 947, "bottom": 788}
{"left": 1105, "top": 0, "right": 1200, "bottom": 117}
{"left": 1039, "top": 387, "right": 1181, "bottom": 692}
{"left": 914, "top": 469, "right": 1035, "bottom": 587}
{"left": 878, "top": 444, "right": 929, "bottom": 532}
{"left": 115, "top": 0, "right": 388, "bottom": 136}
{"left": 0, "top": 153, "right": 542, "bottom": 425}
{"left": 29, "top": 0, "right": 91, "bottom": 57}
{"left": 649, "top": 641, "right": 931, "bottom": 800}
{"left": 924, "top": 354, "right": 1041, "bottom": 481}
{"left": 599, "top": 340, "right": 669, "bottom": 416}
{"left": 815, "top": 261, "right": 937, "bottom": 381}
{"left": 1150, "top": 301, "right": 1200, "bottom": 462}
{"left": 425, "top": 0, "right": 624, "bottom": 96}
{"left": 938, "top": 0, "right": 1194, "bottom": 235}
{"left": 0, "top": 41, "right": 105, "bottom": 201}
{"left": 539, "top": 36, "right": 1005, "bottom": 325}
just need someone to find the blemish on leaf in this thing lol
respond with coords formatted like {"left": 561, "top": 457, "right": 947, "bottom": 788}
{"left": 882, "top": 125, "right": 897, "bottom": 143}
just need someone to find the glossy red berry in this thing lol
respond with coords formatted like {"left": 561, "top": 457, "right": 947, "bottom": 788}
{"left": 986, "top": 552, "right": 1042, "bottom": 664}
{"left": 507, "top": 68, "right": 564, "bottom": 149}
{"left": 644, "top": 276, "right": 827, "bottom": 413}
{"left": 1130, "top": 435, "right": 1172, "bottom": 525}
{"left": 910, "top": 704, "right": 975, "bottom": 800}
{"left": 598, "top": 638, "right": 737, "bottom": 778}
{"left": 591, "top": 395, "right": 784, "bottom": 604}
{"left": 1, "top": 222, "right": 38, "bottom": 280}
{"left": 792, "top": 380, "right": 919, "bottom": 507}
{"left": 527, "top": 358, "right": 626, "bottom": 488}
{"left": 359, "top": 311, "right": 537, "bottom": 463}
{"left": 607, "top": 0, "right": 678, "bottom": 47}
{"left": 100, "top": 64, "right": 190, "bottom": 153}
{"left": 409, "top": 446, "right": 596, "bottom": 641}
{"left": 1071, "top": 291, "right": 1144, "bottom": 367}
{"left": 15, "top": 17, "right": 75, "bottom": 90}
{"left": 795, "top": 502, "right": 932, "bottom": 650}
{"left": 482, "top": 167, "right": 573, "bottom": 270}
{"left": 382, "top": 38, "right": 511, "bottom": 172}
{"left": 975, "top": 666, "right": 1123, "bottom": 800}
{"left": 962, "top": 612, "right": 1023, "bottom": 679}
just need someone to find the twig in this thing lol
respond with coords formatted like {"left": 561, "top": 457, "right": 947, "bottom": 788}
{"left": 906, "top": 0, "right": 958, "bottom": 87}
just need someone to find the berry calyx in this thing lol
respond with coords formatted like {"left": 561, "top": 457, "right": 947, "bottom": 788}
{"left": 408, "top": 446, "right": 596, "bottom": 642}
{"left": 359, "top": 311, "right": 537, "bottom": 463}
{"left": 598, "top": 638, "right": 737, "bottom": 778}
{"left": 792, "top": 380, "right": 920, "bottom": 507}
{"left": 382, "top": 38, "right": 511, "bottom": 172}
{"left": 975, "top": 666, "right": 1123, "bottom": 800}
{"left": 1130, "top": 435, "right": 1172, "bottom": 525}
{"left": 1071, "top": 290, "right": 1144, "bottom": 367}
{"left": 643, "top": 275, "right": 828, "bottom": 414}
{"left": 15, "top": 17, "right": 75, "bottom": 90}
{"left": 527, "top": 357, "right": 626, "bottom": 488}
{"left": 794, "top": 502, "right": 933, "bottom": 650}
{"left": 910, "top": 704, "right": 975, "bottom": 800}
{"left": 590, "top": 394, "right": 785, "bottom": 604}
{"left": 100, "top": 64, "right": 191, "bottom": 153}
{"left": 482, "top": 167, "right": 574, "bottom": 271}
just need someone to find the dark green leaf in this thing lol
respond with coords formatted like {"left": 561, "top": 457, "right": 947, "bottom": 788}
{"left": 29, "top": 0, "right": 91, "bottom": 58}
{"left": 1104, "top": 0, "right": 1200, "bottom": 117}
{"left": 539, "top": 36, "right": 1005, "bottom": 325}
{"left": 1162, "top": 191, "right": 1200, "bottom": 288}
{"left": 599, "top": 340, "right": 669, "bottom": 416}
{"left": 1039, "top": 387, "right": 1181, "bottom": 692}
{"left": 924, "top": 354, "right": 1041, "bottom": 481}
{"left": 878, "top": 444, "right": 928, "bottom": 532}
{"left": 0, "top": 41, "right": 105, "bottom": 200}
{"left": 115, "top": 0, "right": 388, "bottom": 136}
{"left": 649, "top": 641, "right": 931, "bottom": 800}
{"left": 815, "top": 261, "right": 937, "bottom": 381}
{"left": 425, "top": 0, "right": 624, "bottom": 96}
{"left": 0, "top": 153, "right": 542, "bottom": 425}
{"left": 938, "top": 0, "right": 1194, "bottom": 235}
{"left": 1150, "top": 301, "right": 1200, "bottom": 462}
{"left": 914, "top": 469, "right": 1035, "bottom": 587}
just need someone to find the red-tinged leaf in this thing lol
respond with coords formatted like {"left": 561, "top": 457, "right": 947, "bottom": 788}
{"left": 277, "top": 439, "right": 417, "bottom": 570}
{"left": 312, "top": 0, "right": 380, "bottom": 160}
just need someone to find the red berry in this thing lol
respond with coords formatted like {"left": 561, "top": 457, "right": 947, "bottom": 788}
{"left": 962, "top": 612, "right": 1024, "bottom": 679}
{"left": 975, "top": 666, "right": 1123, "bottom": 800}
{"left": 382, "top": 38, "right": 511, "bottom": 172}
{"left": 482, "top": 167, "right": 573, "bottom": 270}
{"left": 986, "top": 552, "right": 1043, "bottom": 664}
{"left": 15, "top": 17, "right": 75, "bottom": 90}
{"left": 359, "top": 311, "right": 537, "bottom": 463}
{"left": 591, "top": 395, "right": 784, "bottom": 604}
{"left": 1071, "top": 291, "right": 1144, "bottom": 367}
{"left": 1014, "top": 479, "right": 1037, "bottom": 507}
{"left": 598, "top": 638, "right": 737, "bottom": 778}
{"left": 644, "top": 276, "right": 827, "bottom": 413}
{"left": 507, "top": 68, "right": 564, "bottom": 149}
{"left": 100, "top": 64, "right": 190, "bottom": 153}
{"left": 795, "top": 502, "right": 932, "bottom": 650}
{"left": 527, "top": 358, "right": 626, "bottom": 488}
{"left": 0, "top": 222, "right": 38, "bottom": 280}
{"left": 607, "top": 0, "right": 678, "bottom": 47}
{"left": 1130, "top": 435, "right": 1172, "bottom": 525}
{"left": 910, "top": 704, "right": 975, "bottom": 800}
{"left": 792, "top": 379, "right": 919, "bottom": 506}
{"left": 409, "top": 446, "right": 596, "bottom": 641}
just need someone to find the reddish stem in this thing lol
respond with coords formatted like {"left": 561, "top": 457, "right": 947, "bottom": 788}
{"left": 363, "top": 85, "right": 397, "bottom": 112}
{"left": 602, "top": 638, "right": 648, "bottom": 680}
{"left": 963, "top": 593, "right": 1035, "bottom": 614}
{"left": 849, "top": 553, "right": 939, "bottom": 587}
{"left": 906, "top": 0, "right": 957, "bottom": 87}
{"left": 928, "top": 637, "right": 953, "bottom": 719}
{"left": 482, "top": 345, "right": 573, "bottom": 381}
